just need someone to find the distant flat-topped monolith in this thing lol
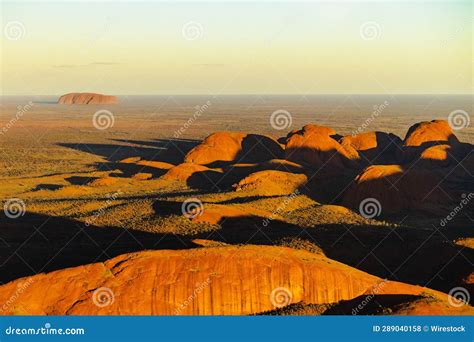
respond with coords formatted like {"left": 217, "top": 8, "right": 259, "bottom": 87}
{"left": 58, "top": 93, "right": 117, "bottom": 104}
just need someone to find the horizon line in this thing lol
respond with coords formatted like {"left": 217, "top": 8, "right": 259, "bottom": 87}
{"left": 1, "top": 93, "right": 473, "bottom": 97}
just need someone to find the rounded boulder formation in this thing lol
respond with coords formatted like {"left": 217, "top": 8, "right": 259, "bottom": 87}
{"left": 58, "top": 93, "right": 118, "bottom": 104}
{"left": 339, "top": 131, "right": 402, "bottom": 164}
{"left": 184, "top": 132, "right": 283, "bottom": 166}
{"left": 285, "top": 124, "right": 359, "bottom": 170}
{"left": 161, "top": 163, "right": 221, "bottom": 182}
{"left": 400, "top": 120, "right": 461, "bottom": 166}
{"left": 404, "top": 120, "right": 458, "bottom": 147}
{"left": 417, "top": 144, "right": 453, "bottom": 168}
{"left": 0, "top": 245, "right": 469, "bottom": 315}
{"left": 343, "top": 164, "right": 452, "bottom": 214}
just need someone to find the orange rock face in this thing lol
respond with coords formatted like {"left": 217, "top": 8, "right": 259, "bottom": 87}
{"left": 401, "top": 120, "right": 461, "bottom": 166}
{"left": 455, "top": 238, "right": 474, "bottom": 250}
{"left": 403, "top": 120, "right": 458, "bottom": 147}
{"left": 417, "top": 144, "right": 452, "bottom": 168}
{"left": 1, "top": 245, "right": 468, "bottom": 316}
{"left": 58, "top": 93, "right": 118, "bottom": 105}
{"left": 184, "top": 132, "right": 283, "bottom": 165}
{"left": 285, "top": 124, "right": 359, "bottom": 169}
{"left": 342, "top": 165, "right": 451, "bottom": 214}
{"left": 339, "top": 131, "right": 402, "bottom": 164}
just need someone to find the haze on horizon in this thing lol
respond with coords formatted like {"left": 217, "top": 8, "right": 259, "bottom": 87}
{"left": 1, "top": 0, "right": 472, "bottom": 96}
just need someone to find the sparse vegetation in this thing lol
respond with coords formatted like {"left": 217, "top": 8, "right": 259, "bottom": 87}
{"left": 0, "top": 96, "right": 472, "bottom": 315}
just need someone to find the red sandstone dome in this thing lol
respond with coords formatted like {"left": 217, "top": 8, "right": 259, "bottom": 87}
{"left": 403, "top": 120, "right": 458, "bottom": 147}
{"left": 339, "top": 131, "right": 402, "bottom": 164}
{"left": 284, "top": 124, "right": 359, "bottom": 169}
{"left": 400, "top": 120, "right": 462, "bottom": 166}
{"left": 0, "top": 245, "right": 470, "bottom": 315}
{"left": 184, "top": 132, "right": 284, "bottom": 165}
{"left": 58, "top": 93, "right": 118, "bottom": 104}
{"left": 161, "top": 162, "right": 221, "bottom": 182}
{"left": 342, "top": 164, "right": 452, "bottom": 214}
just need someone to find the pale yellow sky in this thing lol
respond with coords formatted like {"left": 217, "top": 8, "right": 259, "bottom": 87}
{"left": 1, "top": 1, "right": 472, "bottom": 95}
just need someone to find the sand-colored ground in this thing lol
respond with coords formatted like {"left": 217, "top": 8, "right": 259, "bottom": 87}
{"left": 0, "top": 95, "right": 472, "bottom": 315}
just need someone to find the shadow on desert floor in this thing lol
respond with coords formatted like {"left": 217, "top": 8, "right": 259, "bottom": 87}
{"left": 0, "top": 211, "right": 198, "bottom": 284}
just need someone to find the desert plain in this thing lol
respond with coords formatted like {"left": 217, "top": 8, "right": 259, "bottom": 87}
{"left": 0, "top": 94, "right": 473, "bottom": 315}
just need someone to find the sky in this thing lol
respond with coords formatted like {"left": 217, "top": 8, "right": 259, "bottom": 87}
{"left": 1, "top": 0, "right": 472, "bottom": 95}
